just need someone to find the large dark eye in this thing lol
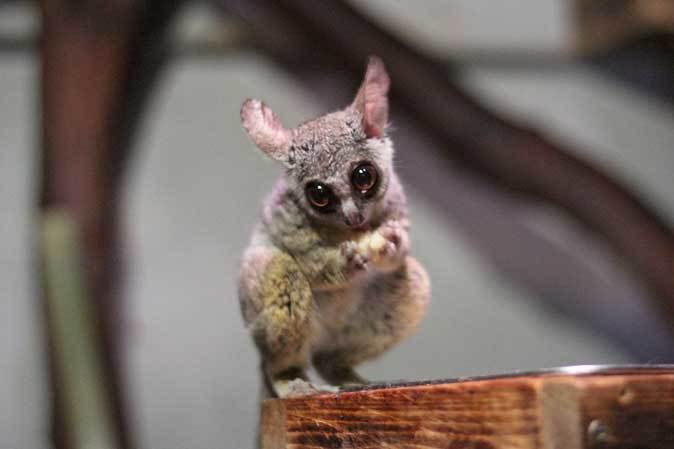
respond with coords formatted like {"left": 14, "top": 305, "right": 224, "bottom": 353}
{"left": 351, "top": 163, "right": 378, "bottom": 193}
{"left": 305, "top": 182, "right": 334, "bottom": 211}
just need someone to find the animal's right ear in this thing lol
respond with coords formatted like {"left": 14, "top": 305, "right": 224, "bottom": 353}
{"left": 240, "top": 99, "right": 292, "bottom": 165}
{"left": 352, "top": 56, "right": 390, "bottom": 139}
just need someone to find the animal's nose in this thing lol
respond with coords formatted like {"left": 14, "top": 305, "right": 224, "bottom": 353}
{"left": 345, "top": 211, "right": 365, "bottom": 228}
{"left": 341, "top": 198, "right": 365, "bottom": 228}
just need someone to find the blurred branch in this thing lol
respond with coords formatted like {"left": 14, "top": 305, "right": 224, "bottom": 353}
{"left": 0, "top": 35, "right": 34, "bottom": 52}
{"left": 41, "top": 211, "right": 119, "bottom": 449}
{"left": 40, "top": 3, "right": 141, "bottom": 447}
{"left": 39, "top": 1, "right": 185, "bottom": 448}
{"left": 575, "top": 0, "right": 674, "bottom": 53}
{"left": 220, "top": 0, "right": 674, "bottom": 335}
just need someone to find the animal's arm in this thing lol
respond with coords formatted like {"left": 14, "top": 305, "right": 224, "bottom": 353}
{"left": 363, "top": 186, "right": 412, "bottom": 272}
{"left": 265, "top": 224, "right": 355, "bottom": 290}
{"left": 283, "top": 231, "right": 365, "bottom": 290}
{"left": 264, "top": 192, "right": 366, "bottom": 290}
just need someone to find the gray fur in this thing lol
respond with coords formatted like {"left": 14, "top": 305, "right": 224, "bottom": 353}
{"left": 238, "top": 57, "right": 430, "bottom": 397}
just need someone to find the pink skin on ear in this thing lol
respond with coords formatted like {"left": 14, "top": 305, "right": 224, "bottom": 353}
{"left": 241, "top": 99, "right": 293, "bottom": 164}
{"left": 352, "top": 56, "right": 390, "bottom": 139}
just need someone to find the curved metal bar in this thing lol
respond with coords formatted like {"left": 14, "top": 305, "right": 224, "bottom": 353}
{"left": 342, "top": 364, "right": 674, "bottom": 392}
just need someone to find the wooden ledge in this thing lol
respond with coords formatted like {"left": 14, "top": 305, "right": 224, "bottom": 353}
{"left": 261, "top": 365, "right": 674, "bottom": 449}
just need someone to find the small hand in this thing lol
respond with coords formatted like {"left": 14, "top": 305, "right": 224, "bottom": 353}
{"left": 368, "top": 222, "right": 407, "bottom": 270}
{"left": 341, "top": 240, "right": 369, "bottom": 274}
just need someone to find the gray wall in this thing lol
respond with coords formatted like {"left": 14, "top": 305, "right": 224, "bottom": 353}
{"left": 3, "top": 2, "right": 674, "bottom": 448}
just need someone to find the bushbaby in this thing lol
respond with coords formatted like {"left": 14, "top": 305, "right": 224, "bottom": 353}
{"left": 238, "top": 57, "right": 430, "bottom": 397}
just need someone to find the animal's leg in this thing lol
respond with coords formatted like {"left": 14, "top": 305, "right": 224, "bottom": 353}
{"left": 312, "top": 256, "right": 430, "bottom": 386}
{"left": 239, "top": 246, "right": 316, "bottom": 396}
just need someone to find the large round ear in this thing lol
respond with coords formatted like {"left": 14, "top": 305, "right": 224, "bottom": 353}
{"left": 240, "top": 99, "right": 293, "bottom": 165}
{"left": 352, "top": 56, "right": 390, "bottom": 138}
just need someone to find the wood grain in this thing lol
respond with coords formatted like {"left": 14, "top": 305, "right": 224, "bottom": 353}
{"left": 579, "top": 375, "right": 674, "bottom": 449}
{"left": 260, "top": 367, "right": 674, "bottom": 449}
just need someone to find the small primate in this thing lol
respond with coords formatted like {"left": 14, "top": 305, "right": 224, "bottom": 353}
{"left": 238, "top": 57, "right": 430, "bottom": 397}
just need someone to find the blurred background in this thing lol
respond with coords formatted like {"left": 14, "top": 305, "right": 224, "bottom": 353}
{"left": 2, "top": 1, "right": 674, "bottom": 448}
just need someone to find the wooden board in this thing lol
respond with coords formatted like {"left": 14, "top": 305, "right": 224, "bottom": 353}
{"left": 261, "top": 366, "right": 674, "bottom": 449}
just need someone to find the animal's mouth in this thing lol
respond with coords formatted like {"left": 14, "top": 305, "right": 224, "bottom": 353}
{"left": 351, "top": 223, "right": 370, "bottom": 231}
{"left": 344, "top": 218, "right": 367, "bottom": 230}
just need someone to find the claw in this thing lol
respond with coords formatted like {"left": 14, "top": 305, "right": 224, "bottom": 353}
{"left": 342, "top": 240, "right": 370, "bottom": 273}
{"left": 275, "top": 378, "right": 340, "bottom": 398}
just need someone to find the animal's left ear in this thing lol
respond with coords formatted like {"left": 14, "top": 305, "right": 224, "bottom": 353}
{"left": 352, "top": 56, "right": 390, "bottom": 138}
{"left": 240, "top": 99, "right": 293, "bottom": 166}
